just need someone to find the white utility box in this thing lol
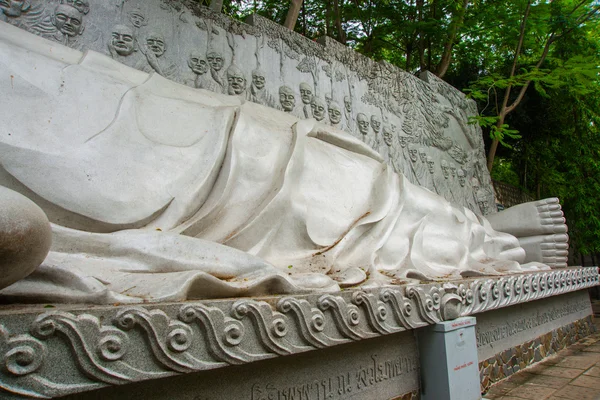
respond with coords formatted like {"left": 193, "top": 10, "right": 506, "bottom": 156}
{"left": 417, "top": 316, "right": 480, "bottom": 400}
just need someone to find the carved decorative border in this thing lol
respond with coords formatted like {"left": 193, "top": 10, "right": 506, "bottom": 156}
{"left": 0, "top": 268, "right": 597, "bottom": 398}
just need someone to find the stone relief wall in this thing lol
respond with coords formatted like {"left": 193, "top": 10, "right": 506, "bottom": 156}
{"left": 0, "top": 0, "right": 495, "bottom": 215}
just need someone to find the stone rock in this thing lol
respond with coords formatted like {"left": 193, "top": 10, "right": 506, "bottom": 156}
{"left": 0, "top": 186, "right": 51, "bottom": 290}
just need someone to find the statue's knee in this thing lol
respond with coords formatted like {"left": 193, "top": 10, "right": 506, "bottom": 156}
{"left": 0, "top": 186, "right": 52, "bottom": 290}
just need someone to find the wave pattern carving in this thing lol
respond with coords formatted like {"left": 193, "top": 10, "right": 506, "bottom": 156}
{"left": 0, "top": 268, "right": 597, "bottom": 398}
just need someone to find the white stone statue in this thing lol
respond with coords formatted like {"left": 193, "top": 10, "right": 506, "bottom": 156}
{"left": 0, "top": 22, "right": 568, "bottom": 304}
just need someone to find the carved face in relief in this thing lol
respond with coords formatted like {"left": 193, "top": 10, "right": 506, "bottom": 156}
{"left": 450, "top": 163, "right": 457, "bottom": 178}
{"left": 477, "top": 190, "right": 489, "bottom": 214}
{"left": 299, "top": 83, "right": 312, "bottom": 105}
{"left": 0, "top": 0, "right": 30, "bottom": 18}
{"left": 419, "top": 148, "right": 427, "bottom": 163}
{"left": 457, "top": 169, "right": 466, "bottom": 187}
{"left": 227, "top": 65, "right": 246, "bottom": 95}
{"left": 110, "top": 25, "right": 135, "bottom": 56}
{"left": 427, "top": 156, "right": 435, "bottom": 174}
{"left": 146, "top": 33, "right": 166, "bottom": 57}
{"left": 471, "top": 177, "right": 480, "bottom": 193}
{"left": 370, "top": 115, "right": 381, "bottom": 133}
{"left": 279, "top": 86, "right": 295, "bottom": 112}
{"left": 409, "top": 145, "right": 419, "bottom": 163}
{"left": 206, "top": 52, "right": 224, "bottom": 72}
{"left": 357, "top": 113, "right": 370, "bottom": 135}
{"left": 62, "top": 0, "right": 89, "bottom": 15}
{"left": 382, "top": 126, "right": 393, "bottom": 146}
{"left": 188, "top": 51, "right": 208, "bottom": 75}
{"left": 129, "top": 10, "right": 147, "bottom": 28}
{"left": 252, "top": 70, "right": 266, "bottom": 90}
{"left": 398, "top": 135, "right": 408, "bottom": 148}
{"left": 441, "top": 160, "right": 450, "bottom": 179}
{"left": 328, "top": 101, "right": 342, "bottom": 125}
{"left": 344, "top": 96, "right": 352, "bottom": 113}
{"left": 53, "top": 5, "right": 84, "bottom": 37}
{"left": 310, "top": 97, "right": 326, "bottom": 121}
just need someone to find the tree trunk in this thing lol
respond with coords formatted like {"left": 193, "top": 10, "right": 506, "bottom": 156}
{"left": 333, "top": 0, "right": 346, "bottom": 44}
{"left": 283, "top": 0, "right": 304, "bottom": 31}
{"left": 487, "top": 0, "right": 531, "bottom": 172}
{"left": 210, "top": 0, "right": 223, "bottom": 13}
{"left": 435, "top": 0, "right": 469, "bottom": 78}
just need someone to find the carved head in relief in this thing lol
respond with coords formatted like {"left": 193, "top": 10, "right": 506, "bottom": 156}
{"left": 357, "top": 113, "right": 370, "bottom": 135}
{"left": 471, "top": 177, "right": 480, "bottom": 192}
{"left": 310, "top": 96, "right": 326, "bottom": 121}
{"left": 370, "top": 115, "right": 381, "bottom": 133}
{"left": 408, "top": 144, "right": 419, "bottom": 163}
{"left": 227, "top": 65, "right": 246, "bottom": 95}
{"left": 279, "top": 86, "right": 296, "bottom": 112}
{"left": 188, "top": 51, "right": 209, "bottom": 75}
{"left": 398, "top": 135, "right": 408, "bottom": 148}
{"left": 52, "top": 5, "right": 84, "bottom": 37}
{"left": 328, "top": 101, "right": 342, "bottom": 125}
{"left": 128, "top": 9, "right": 147, "bottom": 28}
{"left": 206, "top": 51, "right": 224, "bottom": 72}
{"left": 441, "top": 160, "right": 449, "bottom": 179}
{"left": 146, "top": 32, "right": 166, "bottom": 57}
{"left": 252, "top": 69, "right": 266, "bottom": 90}
{"left": 344, "top": 96, "right": 352, "bottom": 113}
{"left": 419, "top": 148, "right": 427, "bottom": 163}
{"left": 450, "top": 163, "right": 457, "bottom": 178}
{"left": 62, "top": 0, "right": 89, "bottom": 15}
{"left": 299, "top": 83, "right": 312, "bottom": 105}
{"left": 382, "top": 125, "right": 393, "bottom": 146}
{"left": 457, "top": 169, "right": 466, "bottom": 187}
{"left": 0, "top": 0, "right": 30, "bottom": 18}
{"left": 477, "top": 189, "right": 489, "bottom": 214}
{"left": 427, "top": 156, "right": 435, "bottom": 174}
{"left": 110, "top": 25, "right": 135, "bottom": 57}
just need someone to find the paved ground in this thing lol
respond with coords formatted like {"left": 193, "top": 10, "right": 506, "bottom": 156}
{"left": 484, "top": 316, "right": 600, "bottom": 400}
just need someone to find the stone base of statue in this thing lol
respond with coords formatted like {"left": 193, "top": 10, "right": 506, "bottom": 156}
{"left": 0, "top": 268, "right": 596, "bottom": 399}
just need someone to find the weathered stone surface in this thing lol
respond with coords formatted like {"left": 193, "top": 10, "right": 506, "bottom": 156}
{"left": 0, "top": 0, "right": 495, "bottom": 214}
{"left": 0, "top": 270, "right": 596, "bottom": 398}
{"left": 476, "top": 290, "right": 593, "bottom": 362}
{"left": 0, "top": 186, "right": 51, "bottom": 290}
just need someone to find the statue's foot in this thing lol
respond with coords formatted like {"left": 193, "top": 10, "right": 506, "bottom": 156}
{"left": 519, "top": 233, "right": 569, "bottom": 268}
{"left": 487, "top": 197, "right": 567, "bottom": 238}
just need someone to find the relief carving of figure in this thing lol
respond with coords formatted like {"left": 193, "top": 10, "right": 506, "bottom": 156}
{"left": 207, "top": 50, "right": 226, "bottom": 94}
{"left": 299, "top": 82, "right": 313, "bottom": 119}
{"left": 278, "top": 85, "right": 302, "bottom": 118}
{"left": 62, "top": 0, "right": 89, "bottom": 14}
{"left": 310, "top": 96, "right": 326, "bottom": 122}
{"left": 226, "top": 64, "right": 247, "bottom": 98}
{"left": 0, "top": 25, "right": 568, "bottom": 304}
{"left": 49, "top": 4, "right": 84, "bottom": 47}
{"left": 135, "top": 31, "right": 178, "bottom": 80}
{"left": 107, "top": 24, "right": 141, "bottom": 68}
{"left": 185, "top": 51, "right": 219, "bottom": 92}
{"left": 328, "top": 101, "right": 342, "bottom": 127}
{"left": 414, "top": 148, "right": 434, "bottom": 192}
{"left": 249, "top": 69, "right": 277, "bottom": 108}
{"left": 128, "top": 8, "right": 148, "bottom": 29}
{"left": 343, "top": 95, "right": 354, "bottom": 133}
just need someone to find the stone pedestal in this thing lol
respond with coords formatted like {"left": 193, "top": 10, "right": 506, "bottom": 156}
{"left": 0, "top": 268, "right": 597, "bottom": 399}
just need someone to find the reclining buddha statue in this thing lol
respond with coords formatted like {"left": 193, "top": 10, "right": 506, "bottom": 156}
{"left": 0, "top": 22, "right": 569, "bottom": 304}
